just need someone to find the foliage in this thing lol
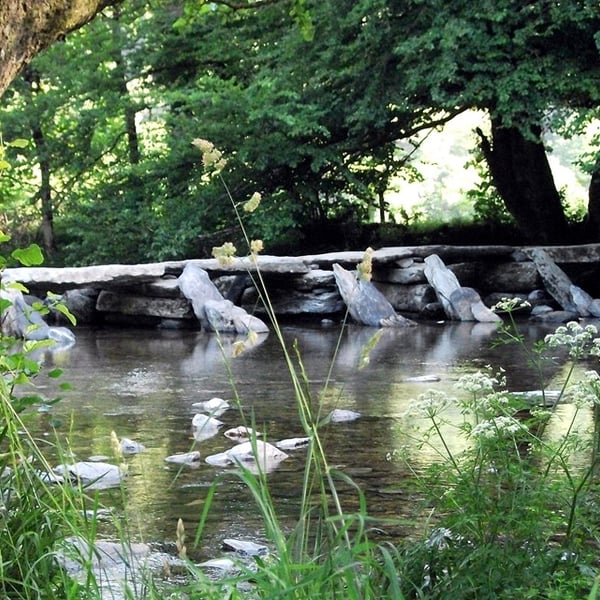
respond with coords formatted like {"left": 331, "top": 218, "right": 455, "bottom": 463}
{"left": 391, "top": 307, "right": 600, "bottom": 598}
{"left": 0, "top": 240, "right": 89, "bottom": 598}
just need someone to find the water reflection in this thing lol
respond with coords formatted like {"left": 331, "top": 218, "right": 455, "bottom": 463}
{"left": 28, "top": 320, "right": 597, "bottom": 558}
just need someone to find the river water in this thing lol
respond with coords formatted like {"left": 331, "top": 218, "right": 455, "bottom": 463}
{"left": 30, "top": 320, "right": 594, "bottom": 561}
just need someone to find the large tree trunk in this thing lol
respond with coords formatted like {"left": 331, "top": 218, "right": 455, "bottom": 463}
{"left": 477, "top": 117, "right": 569, "bottom": 243}
{"left": 587, "top": 161, "right": 600, "bottom": 238}
{"left": 0, "top": 0, "right": 123, "bottom": 98}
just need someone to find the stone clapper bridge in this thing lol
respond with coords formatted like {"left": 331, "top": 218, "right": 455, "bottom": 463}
{"left": 3, "top": 243, "right": 600, "bottom": 340}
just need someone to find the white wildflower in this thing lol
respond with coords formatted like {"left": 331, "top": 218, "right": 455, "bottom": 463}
{"left": 455, "top": 369, "right": 506, "bottom": 395}
{"left": 408, "top": 389, "right": 453, "bottom": 418}
{"left": 544, "top": 322, "right": 599, "bottom": 358}
{"left": 471, "top": 416, "right": 525, "bottom": 440}
{"left": 492, "top": 297, "right": 531, "bottom": 313}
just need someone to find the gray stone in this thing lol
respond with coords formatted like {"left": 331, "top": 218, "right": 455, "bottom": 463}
{"left": 62, "top": 288, "right": 98, "bottom": 324}
{"left": 96, "top": 290, "right": 194, "bottom": 319}
{"left": 327, "top": 408, "right": 361, "bottom": 423}
{"left": 205, "top": 440, "right": 289, "bottom": 472}
{"left": 222, "top": 538, "right": 269, "bottom": 557}
{"left": 449, "top": 287, "right": 501, "bottom": 322}
{"left": 530, "top": 310, "right": 580, "bottom": 323}
{"left": 374, "top": 282, "right": 436, "bottom": 313}
{"left": 374, "top": 265, "right": 426, "bottom": 285}
{"left": 424, "top": 255, "right": 500, "bottom": 322}
{"left": 0, "top": 287, "right": 76, "bottom": 345}
{"left": 480, "top": 262, "right": 541, "bottom": 292}
{"left": 54, "top": 461, "right": 124, "bottom": 490}
{"left": 424, "top": 254, "right": 462, "bottom": 317}
{"left": 204, "top": 298, "right": 269, "bottom": 334}
{"left": 332, "top": 264, "right": 416, "bottom": 327}
{"left": 3, "top": 263, "right": 168, "bottom": 293}
{"left": 528, "top": 248, "right": 596, "bottom": 316}
{"left": 589, "top": 299, "right": 600, "bottom": 317}
{"left": 178, "top": 263, "right": 224, "bottom": 328}
{"left": 164, "top": 451, "right": 202, "bottom": 466}
{"left": 178, "top": 263, "right": 268, "bottom": 333}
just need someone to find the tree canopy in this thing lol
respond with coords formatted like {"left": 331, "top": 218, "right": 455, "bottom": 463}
{"left": 1, "top": 0, "right": 599, "bottom": 264}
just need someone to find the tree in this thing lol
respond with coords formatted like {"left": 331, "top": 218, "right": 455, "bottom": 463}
{"left": 0, "top": 0, "right": 125, "bottom": 98}
{"left": 392, "top": 0, "right": 600, "bottom": 242}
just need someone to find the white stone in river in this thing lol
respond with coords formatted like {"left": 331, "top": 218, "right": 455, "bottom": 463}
{"left": 191, "top": 397, "right": 230, "bottom": 416}
{"left": 327, "top": 409, "right": 361, "bottom": 423}
{"left": 224, "top": 425, "right": 260, "bottom": 441}
{"left": 205, "top": 440, "right": 288, "bottom": 472}
{"left": 192, "top": 414, "right": 224, "bottom": 441}
{"left": 120, "top": 438, "right": 146, "bottom": 454}
{"left": 404, "top": 375, "right": 441, "bottom": 383}
{"left": 54, "top": 461, "right": 125, "bottom": 490}
{"left": 164, "top": 451, "right": 201, "bottom": 466}
{"left": 192, "top": 414, "right": 223, "bottom": 429}
{"left": 275, "top": 436, "right": 311, "bottom": 450}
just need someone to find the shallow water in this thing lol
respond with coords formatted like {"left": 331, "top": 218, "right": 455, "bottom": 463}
{"left": 28, "top": 320, "right": 593, "bottom": 560}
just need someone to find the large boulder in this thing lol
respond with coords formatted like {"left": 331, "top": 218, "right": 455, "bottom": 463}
{"left": 178, "top": 263, "right": 268, "bottom": 333}
{"left": 424, "top": 254, "right": 501, "bottom": 323}
{"left": 332, "top": 263, "right": 415, "bottom": 327}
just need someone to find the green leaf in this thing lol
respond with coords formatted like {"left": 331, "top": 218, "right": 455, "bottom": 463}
{"left": 52, "top": 303, "right": 77, "bottom": 326}
{"left": 7, "top": 138, "right": 28, "bottom": 148}
{"left": 11, "top": 244, "right": 44, "bottom": 266}
{"left": 48, "top": 368, "right": 63, "bottom": 379}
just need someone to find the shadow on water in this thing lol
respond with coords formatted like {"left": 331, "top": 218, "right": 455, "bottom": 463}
{"left": 29, "top": 320, "right": 583, "bottom": 559}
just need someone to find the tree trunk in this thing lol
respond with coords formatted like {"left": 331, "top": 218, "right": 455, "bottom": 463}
{"left": 24, "top": 67, "right": 56, "bottom": 256}
{"left": 477, "top": 117, "right": 569, "bottom": 243}
{"left": 0, "top": 0, "right": 123, "bottom": 98}
{"left": 586, "top": 161, "right": 600, "bottom": 238}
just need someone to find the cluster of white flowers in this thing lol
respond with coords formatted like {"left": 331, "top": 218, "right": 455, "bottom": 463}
{"left": 408, "top": 389, "right": 453, "bottom": 418}
{"left": 564, "top": 370, "right": 600, "bottom": 408}
{"left": 455, "top": 369, "right": 506, "bottom": 395}
{"left": 491, "top": 297, "right": 531, "bottom": 313}
{"left": 470, "top": 416, "right": 525, "bottom": 440}
{"left": 544, "top": 321, "right": 600, "bottom": 358}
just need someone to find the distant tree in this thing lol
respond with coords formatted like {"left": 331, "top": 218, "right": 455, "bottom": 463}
{"left": 392, "top": 0, "right": 600, "bottom": 242}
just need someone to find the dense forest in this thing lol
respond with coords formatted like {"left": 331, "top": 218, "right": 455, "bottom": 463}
{"left": 0, "top": 0, "right": 599, "bottom": 266}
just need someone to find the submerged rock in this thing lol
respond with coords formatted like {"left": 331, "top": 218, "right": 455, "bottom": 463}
{"left": 224, "top": 425, "right": 260, "bottom": 442}
{"left": 120, "top": 438, "right": 146, "bottom": 455}
{"left": 222, "top": 538, "right": 269, "bottom": 557}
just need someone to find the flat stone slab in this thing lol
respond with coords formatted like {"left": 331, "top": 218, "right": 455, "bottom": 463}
{"left": 96, "top": 290, "right": 194, "bottom": 319}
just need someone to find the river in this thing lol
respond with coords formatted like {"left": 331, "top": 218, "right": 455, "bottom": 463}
{"left": 30, "top": 319, "right": 592, "bottom": 561}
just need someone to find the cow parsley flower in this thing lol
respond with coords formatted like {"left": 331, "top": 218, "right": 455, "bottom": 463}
{"left": 544, "top": 321, "right": 599, "bottom": 358}
{"left": 408, "top": 389, "right": 453, "bottom": 418}
{"left": 491, "top": 297, "right": 531, "bottom": 313}
{"left": 471, "top": 416, "right": 525, "bottom": 440}
{"left": 455, "top": 369, "right": 506, "bottom": 395}
{"left": 565, "top": 370, "right": 600, "bottom": 408}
